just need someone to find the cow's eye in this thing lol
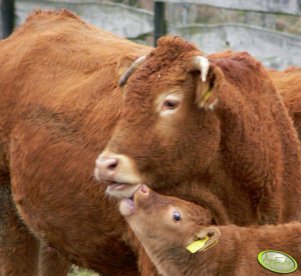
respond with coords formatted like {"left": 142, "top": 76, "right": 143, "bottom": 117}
{"left": 158, "top": 93, "right": 182, "bottom": 115}
{"left": 162, "top": 99, "right": 179, "bottom": 110}
{"left": 173, "top": 211, "right": 181, "bottom": 222}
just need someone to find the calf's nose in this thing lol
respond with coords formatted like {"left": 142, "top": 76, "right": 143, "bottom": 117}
{"left": 140, "top": 185, "right": 149, "bottom": 195}
{"left": 136, "top": 185, "right": 150, "bottom": 198}
{"left": 95, "top": 157, "right": 119, "bottom": 180}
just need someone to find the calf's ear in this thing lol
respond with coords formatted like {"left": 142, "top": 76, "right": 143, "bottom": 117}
{"left": 186, "top": 226, "right": 220, "bottom": 253}
{"left": 192, "top": 57, "right": 224, "bottom": 110}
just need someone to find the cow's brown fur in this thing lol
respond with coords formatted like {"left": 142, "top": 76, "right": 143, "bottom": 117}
{"left": 100, "top": 36, "right": 301, "bottom": 225}
{"left": 0, "top": 9, "right": 155, "bottom": 275}
{"left": 270, "top": 67, "right": 301, "bottom": 140}
{"left": 122, "top": 186, "right": 301, "bottom": 276}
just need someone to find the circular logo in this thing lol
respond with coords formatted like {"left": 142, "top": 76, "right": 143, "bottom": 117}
{"left": 258, "top": 250, "right": 298, "bottom": 274}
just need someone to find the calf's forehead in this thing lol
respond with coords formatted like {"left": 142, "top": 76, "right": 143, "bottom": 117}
{"left": 151, "top": 192, "right": 210, "bottom": 217}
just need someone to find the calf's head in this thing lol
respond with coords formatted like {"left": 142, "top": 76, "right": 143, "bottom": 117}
{"left": 119, "top": 185, "right": 220, "bottom": 254}
{"left": 95, "top": 36, "right": 224, "bottom": 198}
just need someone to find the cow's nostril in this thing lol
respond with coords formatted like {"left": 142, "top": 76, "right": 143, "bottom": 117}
{"left": 106, "top": 158, "right": 118, "bottom": 171}
{"left": 108, "top": 161, "right": 118, "bottom": 170}
{"left": 96, "top": 157, "right": 119, "bottom": 172}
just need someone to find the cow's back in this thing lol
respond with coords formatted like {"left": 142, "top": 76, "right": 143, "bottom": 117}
{"left": 0, "top": 10, "right": 150, "bottom": 274}
{"left": 0, "top": 9, "right": 149, "bottom": 169}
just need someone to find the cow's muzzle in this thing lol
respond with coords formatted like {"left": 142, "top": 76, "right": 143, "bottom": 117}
{"left": 95, "top": 151, "right": 143, "bottom": 198}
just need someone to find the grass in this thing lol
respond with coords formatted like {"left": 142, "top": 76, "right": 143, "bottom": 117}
{"left": 68, "top": 265, "right": 99, "bottom": 276}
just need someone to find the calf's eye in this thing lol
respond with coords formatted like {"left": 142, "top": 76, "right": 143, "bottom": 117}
{"left": 173, "top": 211, "right": 181, "bottom": 222}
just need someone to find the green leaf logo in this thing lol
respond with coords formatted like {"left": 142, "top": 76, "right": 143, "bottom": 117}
{"left": 258, "top": 250, "right": 298, "bottom": 274}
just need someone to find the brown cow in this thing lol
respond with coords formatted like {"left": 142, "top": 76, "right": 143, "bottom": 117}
{"left": 120, "top": 185, "right": 301, "bottom": 276}
{"left": 96, "top": 35, "right": 301, "bottom": 226}
{"left": 0, "top": 9, "right": 300, "bottom": 276}
{"left": 0, "top": 9, "right": 154, "bottom": 276}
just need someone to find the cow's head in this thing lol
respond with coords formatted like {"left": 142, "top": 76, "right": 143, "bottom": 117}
{"left": 95, "top": 36, "right": 224, "bottom": 198}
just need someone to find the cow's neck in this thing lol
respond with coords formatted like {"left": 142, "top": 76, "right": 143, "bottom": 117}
{"left": 165, "top": 159, "right": 259, "bottom": 225}
{"left": 212, "top": 77, "right": 301, "bottom": 224}
{"left": 202, "top": 158, "right": 258, "bottom": 225}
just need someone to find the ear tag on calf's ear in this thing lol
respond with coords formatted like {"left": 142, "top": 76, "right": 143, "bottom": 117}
{"left": 186, "top": 235, "right": 218, "bottom": 253}
{"left": 202, "top": 239, "right": 218, "bottom": 251}
{"left": 186, "top": 236, "right": 209, "bottom": 253}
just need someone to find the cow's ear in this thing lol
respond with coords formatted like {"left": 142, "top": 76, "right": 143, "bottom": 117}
{"left": 117, "top": 55, "right": 147, "bottom": 87}
{"left": 117, "top": 54, "right": 139, "bottom": 78}
{"left": 186, "top": 226, "right": 220, "bottom": 253}
{"left": 193, "top": 58, "right": 224, "bottom": 110}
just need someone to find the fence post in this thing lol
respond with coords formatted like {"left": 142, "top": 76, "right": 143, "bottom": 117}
{"left": 1, "top": 0, "right": 15, "bottom": 38}
{"left": 154, "top": 1, "right": 167, "bottom": 46}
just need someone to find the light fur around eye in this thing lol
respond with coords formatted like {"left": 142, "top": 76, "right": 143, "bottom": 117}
{"left": 158, "top": 93, "right": 183, "bottom": 116}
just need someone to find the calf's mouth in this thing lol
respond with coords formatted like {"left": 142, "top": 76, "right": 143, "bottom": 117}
{"left": 119, "top": 185, "right": 150, "bottom": 216}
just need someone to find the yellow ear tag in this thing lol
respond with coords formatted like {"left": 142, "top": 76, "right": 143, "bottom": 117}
{"left": 202, "top": 88, "right": 212, "bottom": 102}
{"left": 186, "top": 236, "right": 209, "bottom": 254}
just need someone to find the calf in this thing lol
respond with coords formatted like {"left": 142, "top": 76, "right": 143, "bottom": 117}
{"left": 120, "top": 185, "right": 301, "bottom": 276}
